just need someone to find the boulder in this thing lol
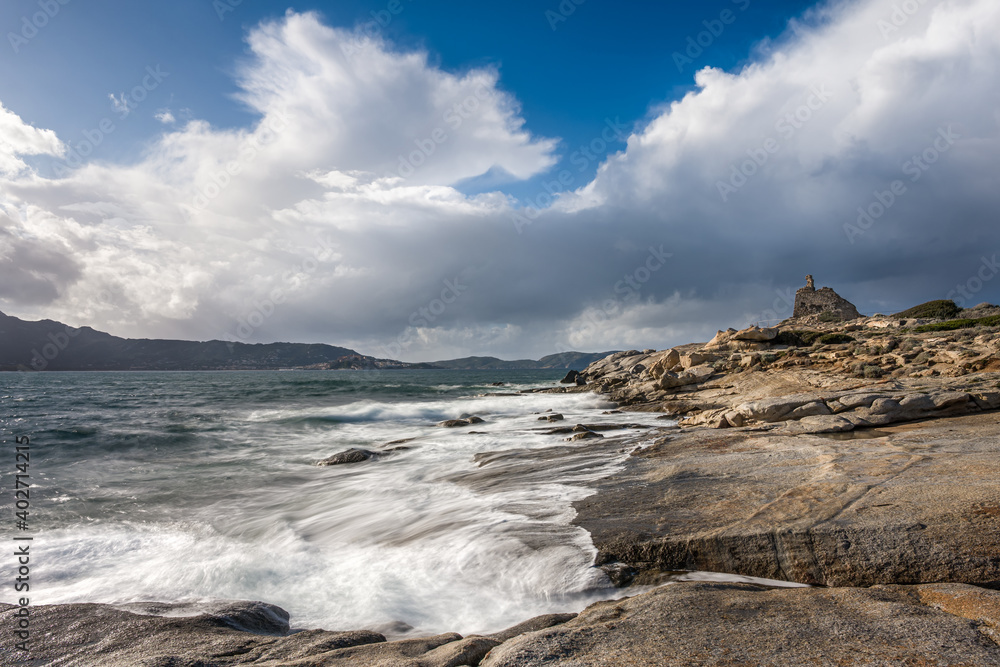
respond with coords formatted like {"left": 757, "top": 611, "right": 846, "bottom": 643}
{"left": 705, "top": 328, "right": 738, "bottom": 349}
{"left": 657, "top": 365, "right": 715, "bottom": 391}
{"left": 567, "top": 431, "right": 604, "bottom": 441}
{"left": 733, "top": 326, "right": 778, "bottom": 342}
{"left": 559, "top": 370, "right": 580, "bottom": 384}
{"left": 317, "top": 448, "right": 377, "bottom": 466}
{"left": 679, "top": 351, "right": 713, "bottom": 368}
{"left": 734, "top": 394, "right": 819, "bottom": 423}
{"left": 646, "top": 349, "right": 680, "bottom": 378}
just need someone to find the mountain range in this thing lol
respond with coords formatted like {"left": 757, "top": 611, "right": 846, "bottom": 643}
{"left": 0, "top": 311, "right": 611, "bottom": 372}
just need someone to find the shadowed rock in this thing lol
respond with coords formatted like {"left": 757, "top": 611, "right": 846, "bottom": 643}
{"left": 316, "top": 448, "right": 377, "bottom": 466}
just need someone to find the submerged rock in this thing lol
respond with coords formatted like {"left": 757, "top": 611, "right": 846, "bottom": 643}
{"left": 317, "top": 448, "right": 377, "bottom": 466}
{"left": 438, "top": 416, "right": 485, "bottom": 427}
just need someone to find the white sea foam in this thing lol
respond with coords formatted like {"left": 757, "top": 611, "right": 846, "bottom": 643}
{"left": 27, "top": 383, "right": 669, "bottom": 636}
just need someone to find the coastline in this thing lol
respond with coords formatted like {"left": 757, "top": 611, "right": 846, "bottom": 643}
{"left": 6, "top": 310, "right": 1000, "bottom": 665}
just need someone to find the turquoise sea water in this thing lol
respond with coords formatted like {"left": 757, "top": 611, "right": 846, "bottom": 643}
{"left": 1, "top": 370, "right": 666, "bottom": 635}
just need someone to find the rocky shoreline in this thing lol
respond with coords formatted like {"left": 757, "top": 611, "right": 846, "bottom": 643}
{"left": 6, "top": 292, "right": 1000, "bottom": 665}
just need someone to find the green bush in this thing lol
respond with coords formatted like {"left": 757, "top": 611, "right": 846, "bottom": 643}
{"left": 817, "top": 333, "right": 855, "bottom": 345}
{"left": 799, "top": 331, "right": 825, "bottom": 345}
{"left": 817, "top": 311, "right": 843, "bottom": 323}
{"left": 893, "top": 300, "right": 962, "bottom": 320}
{"left": 863, "top": 365, "right": 884, "bottom": 379}
{"left": 913, "top": 315, "right": 1000, "bottom": 333}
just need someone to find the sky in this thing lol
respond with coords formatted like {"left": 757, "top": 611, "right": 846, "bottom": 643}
{"left": 1, "top": 0, "right": 999, "bottom": 361}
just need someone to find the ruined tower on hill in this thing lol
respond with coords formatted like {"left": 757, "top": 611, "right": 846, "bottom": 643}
{"left": 793, "top": 275, "right": 862, "bottom": 320}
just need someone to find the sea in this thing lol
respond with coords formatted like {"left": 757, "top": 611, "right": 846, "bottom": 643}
{"left": 0, "top": 369, "right": 673, "bottom": 636}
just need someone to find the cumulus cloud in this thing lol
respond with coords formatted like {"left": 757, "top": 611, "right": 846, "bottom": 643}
{"left": 154, "top": 109, "right": 176, "bottom": 124}
{"left": 1, "top": 1, "right": 999, "bottom": 359}
{"left": 0, "top": 101, "right": 63, "bottom": 176}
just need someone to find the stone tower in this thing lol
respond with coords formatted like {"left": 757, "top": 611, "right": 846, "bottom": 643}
{"left": 793, "top": 275, "right": 861, "bottom": 320}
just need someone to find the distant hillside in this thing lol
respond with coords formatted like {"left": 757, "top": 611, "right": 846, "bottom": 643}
{"left": 0, "top": 310, "right": 616, "bottom": 372}
{"left": 0, "top": 311, "right": 371, "bottom": 371}
{"left": 429, "top": 351, "right": 617, "bottom": 371}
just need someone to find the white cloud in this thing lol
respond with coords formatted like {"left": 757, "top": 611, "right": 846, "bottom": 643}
{"left": 2, "top": 2, "right": 1000, "bottom": 359}
{"left": 0, "top": 101, "right": 63, "bottom": 176}
{"left": 154, "top": 109, "right": 176, "bottom": 124}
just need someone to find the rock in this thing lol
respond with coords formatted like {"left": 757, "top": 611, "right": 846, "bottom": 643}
{"left": 567, "top": 431, "right": 604, "bottom": 441}
{"left": 574, "top": 411, "right": 1000, "bottom": 588}
{"left": 487, "top": 613, "right": 578, "bottom": 643}
{"left": 537, "top": 413, "right": 564, "bottom": 422}
{"left": 679, "top": 352, "right": 713, "bottom": 368}
{"left": 317, "top": 448, "right": 377, "bottom": 466}
{"left": 657, "top": 365, "right": 715, "bottom": 391}
{"left": 734, "top": 394, "right": 818, "bottom": 423}
{"left": 439, "top": 416, "right": 484, "bottom": 427}
{"left": 785, "top": 400, "right": 832, "bottom": 420}
{"left": 559, "top": 370, "right": 580, "bottom": 384}
{"left": 779, "top": 414, "right": 856, "bottom": 434}
{"left": 480, "top": 582, "right": 1000, "bottom": 666}
{"left": 733, "top": 326, "right": 778, "bottom": 342}
{"left": 598, "top": 562, "right": 639, "bottom": 587}
{"left": 647, "top": 349, "right": 680, "bottom": 378}
{"left": 705, "top": 328, "right": 738, "bottom": 349}
{"left": 0, "top": 601, "right": 385, "bottom": 666}
{"left": 793, "top": 276, "right": 862, "bottom": 320}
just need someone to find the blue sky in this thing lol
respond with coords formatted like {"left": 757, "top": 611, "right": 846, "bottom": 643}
{"left": 2, "top": 0, "right": 999, "bottom": 359}
{"left": 1, "top": 0, "right": 815, "bottom": 196}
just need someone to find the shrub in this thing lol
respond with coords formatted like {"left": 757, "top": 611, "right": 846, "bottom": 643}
{"left": 799, "top": 331, "right": 825, "bottom": 346}
{"left": 817, "top": 311, "right": 843, "bottom": 323}
{"left": 913, "top": 351, "right": 932, "bottom": 364}
{"left": 863, "top": 365, "right": 884, "bottom": 379}
{"left": 893, "top": 300, "right": 962, "bottom": 320}
{"left": 913, "top": 315, "right": 1000, "bottom": 333}
{"left": 818, "top": 333, "right": 854, "bottom": 345}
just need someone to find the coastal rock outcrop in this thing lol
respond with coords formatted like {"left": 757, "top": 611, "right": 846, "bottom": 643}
{"left": 481, "top": 582, "right": 1000, "bottom": 666}
{"left": 793, "top": 274, "right": 862, "bottom": 320}
{"left": 574, "top": 411, "right": 1000, "bottom": 588}
{"left": 0, "top": 602, "right": 577, "bottom": 667}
